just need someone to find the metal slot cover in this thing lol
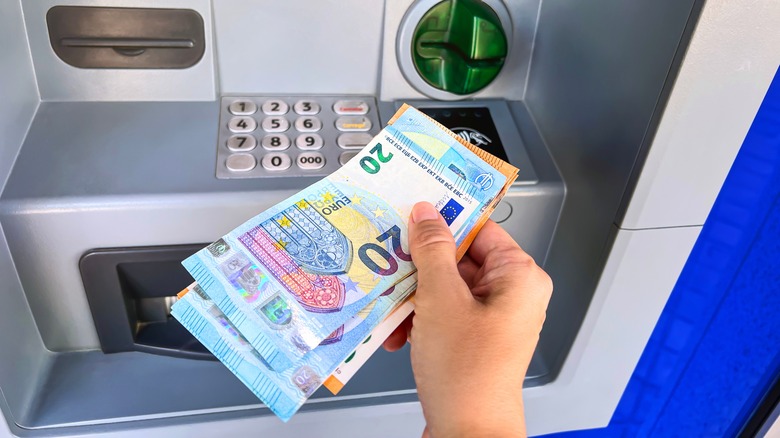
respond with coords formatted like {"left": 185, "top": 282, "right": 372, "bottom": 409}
{"left": 46, "top": 6, "right": 205, "bottom": 69}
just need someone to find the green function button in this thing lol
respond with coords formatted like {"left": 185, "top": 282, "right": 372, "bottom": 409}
{"left": 412, "top": 0, "right": 508, "bottom": 95}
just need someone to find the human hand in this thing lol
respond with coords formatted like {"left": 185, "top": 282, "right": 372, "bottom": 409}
{"left": 384, "top": 202, "right": 553, "bottom": 438}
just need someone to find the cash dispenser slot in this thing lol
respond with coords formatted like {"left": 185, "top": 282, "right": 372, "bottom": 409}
{"left": 80, "top": 244, "right": 212, "bottom": 359}
{"left": 46, "top": 6, "right": 205, "bottom": 69}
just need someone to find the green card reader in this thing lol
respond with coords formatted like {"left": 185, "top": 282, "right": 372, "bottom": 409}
{"left": 399, "top": 0, "right": 512, "bottom": 100}
{"left": 412, "top": 0, "right": 508, "bottom": 95}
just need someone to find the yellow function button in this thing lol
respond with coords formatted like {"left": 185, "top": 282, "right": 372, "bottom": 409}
{"left": 335, "top": 116, "right": 372, "bottom": 132}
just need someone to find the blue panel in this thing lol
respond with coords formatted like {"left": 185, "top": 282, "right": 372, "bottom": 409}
{"left": 540, "top": 67, "right": 780, "bottom": 437}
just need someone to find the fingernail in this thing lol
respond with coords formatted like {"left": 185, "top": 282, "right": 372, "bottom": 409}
{"left": 412, "top": 202, "right": 440, "bottom": 223}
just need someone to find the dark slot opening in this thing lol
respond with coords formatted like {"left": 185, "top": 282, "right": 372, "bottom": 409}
{"left": 80, "top": 244, "right": 214, "bottom": 359}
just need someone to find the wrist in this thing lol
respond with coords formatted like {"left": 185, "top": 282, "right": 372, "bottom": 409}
{"left": 440, "top": 403, "right": 526, "bottom": 438}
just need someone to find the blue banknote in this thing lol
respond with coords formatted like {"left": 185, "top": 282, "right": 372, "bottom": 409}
{"left": 171, "top": 284, "right": 322, "bottom": 421}
{"left": 182, "top": 104, "right": 508, "bottom": 370}
{"left": 183, "top": 179, "right": 418, "bottom": 369}
{"left": 172, "top": 279, "right": 415, "bottom": 421}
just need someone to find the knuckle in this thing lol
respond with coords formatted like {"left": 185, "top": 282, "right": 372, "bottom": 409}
{"left": 512, "top": 251, "right": 537, "bottom": 269}
{"left": 496, "top": 246, "right": 537, "bottom": 269}
{"left": 540, "top": 270, "right": 554, "bottom": 295}
{"left": 526, "top": 264, "right": 553, "bottom": 300}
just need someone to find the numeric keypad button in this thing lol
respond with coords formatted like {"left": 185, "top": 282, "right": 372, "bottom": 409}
{"left": 229, "top": 100, "right": 257, "bottom": 115}
{"left": 262, "top": 117, "right": 290, "bottom": 132}
{"left": 262, "top": 100, "right": 289, "bottom": 115}
{"left": 228, "top": 116, "right": 257, "bottom": 133}
{"left": 295, "top": 134, "right": 323, "bottom": 150}
{"left": 262, "top": 134, "right": 291, "bottom": 151}
{"left": 261, "top": 153, "right": 292, "bottom": 171}
{"left": 294, "top": 100, "right": 320, "bottom": 115}
{"left": 337, "top": 133, "right": 373, "bottom": 149}
{"left": 226, "top": 153, "right": 256, "bottom": 172}
{"left": 339, "top": 151, "right": 359, "bottom": 166}
{"left": 295, "top": 117, "right": 322, "bottom": 132}
{"left": 297, "top": 152, "right": 325, "bottom": 170}
{"left": 227, "top": 135, "right": 257, "bottom": 152}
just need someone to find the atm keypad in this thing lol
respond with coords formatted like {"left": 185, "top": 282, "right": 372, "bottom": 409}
{"left": 217, "top": 96, "right": 379, "bottom": 179}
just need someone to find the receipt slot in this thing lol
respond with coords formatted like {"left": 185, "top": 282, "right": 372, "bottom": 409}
{"left": 0, "top": 0, "right": 732, "bottom": 436}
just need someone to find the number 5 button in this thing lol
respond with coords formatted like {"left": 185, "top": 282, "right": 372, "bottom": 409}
{"left": 297, "top": 152, "right": 325, "bottom": 170}
{"left": 262, "top": 117, "right": 289, "bottom": 132}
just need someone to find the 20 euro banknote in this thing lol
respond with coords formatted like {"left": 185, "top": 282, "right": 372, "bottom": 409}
{"left": 324, "top": 105, "right": 521, "bottom": 393}
{"left": 182, "top": 105, "right": 512, "bottom": 369}
{"left": 172, "top": 277, "right": 417, "bottom": 421}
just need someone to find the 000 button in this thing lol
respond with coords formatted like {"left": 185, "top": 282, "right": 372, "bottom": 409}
{"left": 297, "top": 152, "right": 325, "bottom": 170}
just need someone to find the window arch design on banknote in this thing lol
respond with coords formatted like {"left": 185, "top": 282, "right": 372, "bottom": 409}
{"left": 260, "top": 198, "right": 352, "bottom": 276}
{"left": 239, "top": 226, "right": 347, "bottom": 314}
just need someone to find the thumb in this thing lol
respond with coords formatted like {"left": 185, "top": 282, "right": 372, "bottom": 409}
{"left": 408, "top": 202, "right": 468, "bottom": 304}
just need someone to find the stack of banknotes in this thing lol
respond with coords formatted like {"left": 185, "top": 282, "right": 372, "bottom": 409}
{"left": 172, "top": 104, "right": 518, "bottom": 421}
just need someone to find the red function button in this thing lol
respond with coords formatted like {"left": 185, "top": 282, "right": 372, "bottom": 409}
{"left": 333, "top": 100, "right": 369, "bottom": 115}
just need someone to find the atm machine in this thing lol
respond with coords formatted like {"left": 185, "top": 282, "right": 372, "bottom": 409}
{"left": 1, "top": 0, "right": 776, "bottom": 436}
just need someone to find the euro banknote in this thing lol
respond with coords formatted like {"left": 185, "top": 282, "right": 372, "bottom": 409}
{"left": 324, "top": 105, "right": 521, "bottom": 393}
{"left": 181, "top": 105, "right": 516, "bottom": 370}
{"left": 324, "top": 296, "right": 415, "bottom": 394}
{"left": 172, "top": 277, "right": 417, "bottom": 421}
{"left": 174, "top": 104, "right": 518, "bottom": 420}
